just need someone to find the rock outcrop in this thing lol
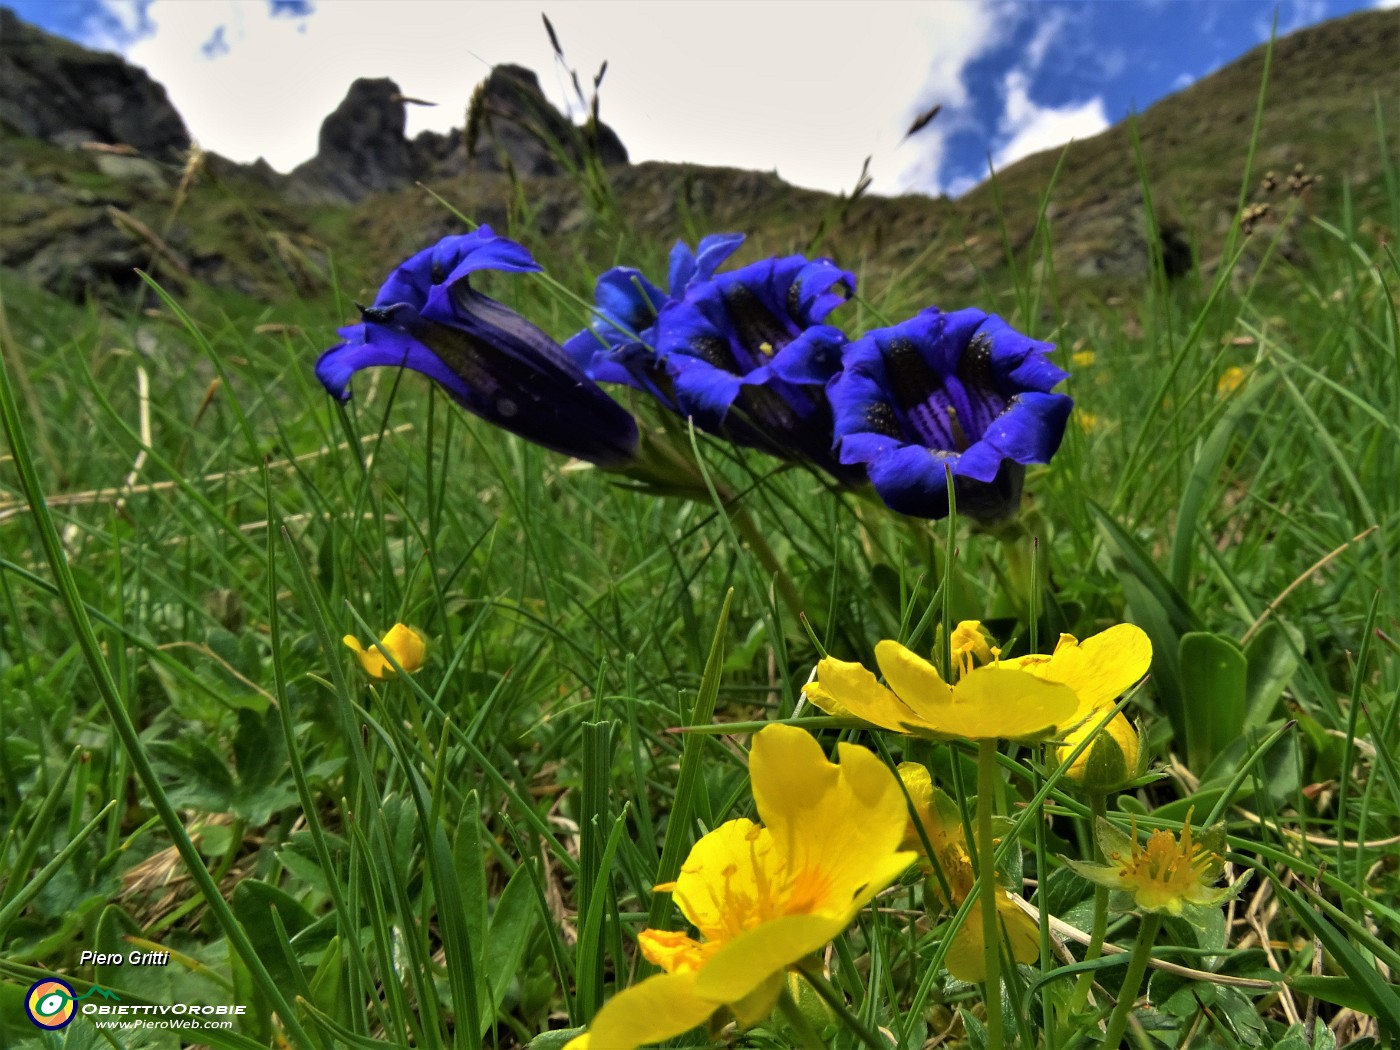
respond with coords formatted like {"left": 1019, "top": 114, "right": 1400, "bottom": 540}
{"left": 288, "top": 77, "right": 418, "bottom": 202}
{"left": 0, "top": 6, "right": 189, "bottom": 157}
{"left": 288, "top": 66, "right": 629, "bottom": 203}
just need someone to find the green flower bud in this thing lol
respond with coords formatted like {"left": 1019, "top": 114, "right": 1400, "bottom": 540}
{"left": 1057, "top": 712, "right": 1140, "bottom": 792}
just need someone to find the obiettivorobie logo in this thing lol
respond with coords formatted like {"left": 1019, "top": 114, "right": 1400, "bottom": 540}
{"left": 24, "top": 979, "right": 119, "bottom": 1029}
{"left": 24, "top": 976, "right": 246, "bottom": 1032}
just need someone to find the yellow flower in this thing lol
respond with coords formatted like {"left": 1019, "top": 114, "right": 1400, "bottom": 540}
{"left": 1217, "top": 365, "right": 1247, "bottom": 395}
{"left": 899, "top": 764, "right": 1038, "bottom": 982}
{"left": 1066, "top": 811, "right": 1237, "bottom": 918}
{"left": 1056, "top": 711, "right": 1140, "bottom": 791}
{"left": 342, "top": 623, "right": 426, "bottom": 679}
{"left": 565, "top": 724, "right": 916, "bottom": 1050}
{"left": 999, "top": 624, "right": 1152, "bottom": 730}
{"left": 1075, "top": 410, "right": 1101, "bottom": 434}
{"left": 1071, "top": 349, "right": 1097, "bottom": 369}
{"left": 803, "top": 631, "right": 1078, "bottom": 742}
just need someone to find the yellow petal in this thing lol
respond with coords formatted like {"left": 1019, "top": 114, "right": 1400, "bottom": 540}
{"left": 694, "top": 913, "right": 848, "bottom": 1002}
{"left": 567, "top": 971, "right": 716, "bottom": 1050}
{"left": 1057, "top": 712, "right": 1139, "bottom": 789}
{"left": 898, "top": 761, "right": 936, "bottom": 848}
{"left": 343, "top": 633, "right": 390, "bottom": 679}
{"left": 344, "top": 624, "right": 426, "bottom": 679}
{"left": 944, "top": 893, "right": 1040, "bottom": 982}
{"left": 750, "top": 726, "right": 913, "bottom": 916}
{"left": 1004, "top": 624, "right": 1151, "bottom": 724}
{"left": 997, "top": 894, "right": 1042, "bottom": 966}
{"left": 668, "top": 819, "right": 767, "bottom": 939}
{"left": 898, "top": 763, "right": 964, "bottom": 855}
{"left": 804, "top": 656, "right": 920, "bottom": 732}
{"left": 380, "top": 623, "right": 427, "bottom": 673}
{"left": 638, "top": 928, "right": 708, "bottom": 974}
{"left": 873, "top": 641, "right": 952, "bottom": 728}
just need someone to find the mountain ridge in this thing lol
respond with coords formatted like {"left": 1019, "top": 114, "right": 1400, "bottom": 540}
{"left": 1, "top": 5, "right": 1395, "bottom": 307}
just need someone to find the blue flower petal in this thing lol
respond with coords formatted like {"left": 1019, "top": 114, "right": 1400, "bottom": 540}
{"left": 317, "top": 317, "right": 468, "bottom": 403}
{"left": 667, "top": 232, "right": 745, "bottom": 294}
{"left": 975, "top": 391, "right": 1074, "bottom": 465}
{"left": 791, "top": 259, "right": 857, "bottom": 324}
{"left": 377, "top": 226, "right": 540, "bottom": 311}
{"left": 670, "top": 357, "right": 745, "bottom": 427}
{"left": 594, "top": 267, "right": 667, "bottom": 337}
{"left": 767, "top": 325, "right": 847, "bottom": 385}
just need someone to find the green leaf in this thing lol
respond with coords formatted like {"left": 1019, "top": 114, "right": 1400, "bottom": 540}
{"left": 148, "top": 737, "right": 236, "bottom": 811}
{"left": 230, "top": 879, "right": 316, "bottom": 994}
{"left": 1292, "top": 974, "right": 1400, "bottom": 1017}
{"left": 1213, "top": 985, "right": 1267, "bottom": 1046}
{"left": 1243, "top": 621, "right": 1300, "bottom": 729}
{"left": 454, "top": 793, "right": 490, "bottom": 1013}
{"left": 528, "top": 1028, "right": 586, "bottom": 1050}
{"left": 482, "top": 865, "right": 539, "bottom": 1028}
{"left": 1179, "top": 631, "right": 1248, "bottom": 771}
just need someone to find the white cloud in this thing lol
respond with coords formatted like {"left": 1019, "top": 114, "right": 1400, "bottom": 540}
{"left": 98, "top": 0, "right": 1008, "bottom": 198}
{"left": 991, "top": 68, "right": 1109, "bottom": 171}
{"left": 1376, "top": 0, "right": 1400, "bottom": 10}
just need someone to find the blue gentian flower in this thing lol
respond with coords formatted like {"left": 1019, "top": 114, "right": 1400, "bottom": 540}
{"left": 317, "top": 226, "right": 638, "bottom": 468}
{"left": 563, "top": 233, "right": 744, "bottom": 407}
{"left": 567, "top": 234, "right": 860, "bottom": 480}
{"left": 650, "top": 253, "right": 859, "bottom": 479}
{"left": 828, "top": 308, "right": 1072, "bottom": 522}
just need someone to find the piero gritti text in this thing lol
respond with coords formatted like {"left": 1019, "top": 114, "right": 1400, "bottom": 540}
{"left": 79, "top": 950, "right": 171, "bottom": 967}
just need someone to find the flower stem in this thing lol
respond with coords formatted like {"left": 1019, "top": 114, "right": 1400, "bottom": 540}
{"left": 777, "top": 984, "right": 827, "bottom": 1050}
{"left": 1098, "top": 913, "right": 1161, "bottom": 1050}
{"left": 1069, "top": 792, "right": 1111, "bottom": 1015}
{"left": 976, "top": 739, "right": 1004, "bottom": 1050}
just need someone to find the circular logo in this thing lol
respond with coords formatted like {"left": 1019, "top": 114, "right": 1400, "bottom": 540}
{"left": 25, "top": 979, "right": 77, "bottom": 1029}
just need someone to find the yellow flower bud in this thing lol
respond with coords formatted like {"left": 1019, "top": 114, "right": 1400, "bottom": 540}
{"left": 1057, "top": 712, "right": 1139, "bottom": 792}
{"left": 343, "top": 623, "right": 427, "bottom": 680}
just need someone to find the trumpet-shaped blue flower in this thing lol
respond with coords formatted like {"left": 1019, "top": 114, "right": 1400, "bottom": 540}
{"left": 567, "top": 234, "right": 860, "bottom": 480}
{"left": 563, "top": 233, "right": 745, "bottom": 407}
{"left": 828, "top": 308, "right": 1072, "bottom": 522}
{"left": 317, "top": 227, "right": 638, "bottom": 468}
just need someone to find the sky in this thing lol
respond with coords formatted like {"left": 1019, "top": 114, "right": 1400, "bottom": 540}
{"left": 10, "top": 0, "right": 1394, "bottom": 198}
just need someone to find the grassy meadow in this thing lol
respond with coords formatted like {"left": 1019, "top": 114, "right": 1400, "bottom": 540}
{"left": 1, "top": 76, "right": 1398, "bottom": 1050}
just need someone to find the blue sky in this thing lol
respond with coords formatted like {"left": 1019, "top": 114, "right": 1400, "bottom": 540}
{"left": 10, "top": 0, "right": 1392, "bottom": 197}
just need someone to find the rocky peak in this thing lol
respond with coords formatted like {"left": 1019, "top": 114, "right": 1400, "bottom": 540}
{"left": 462, "top": 63, "right": 628, "bottom": 177}
{"left": 290, "top": 76, "right": 416, "bottom": 202}
{"left": 288, "top": 64, "right": 629, "bottom": 203}
{"left": 0, "top": 6, "right": 189, "bottom": 158}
